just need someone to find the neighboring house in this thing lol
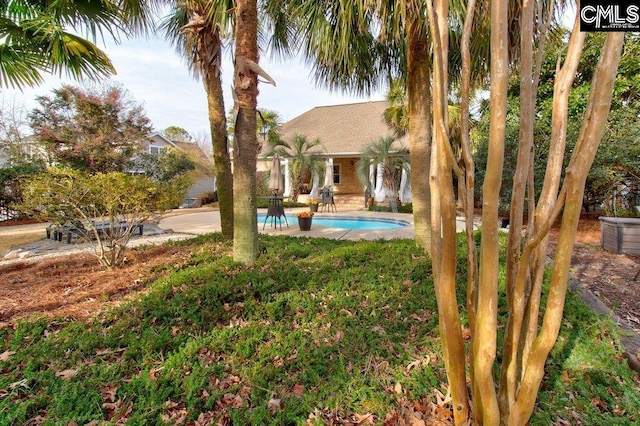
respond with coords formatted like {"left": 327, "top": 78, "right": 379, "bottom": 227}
{"left": 0, "top": 136, "right": 46, "bottom": 167}
{"left": 0, "top": 132, "right": 216, "bottom": 208}
{"left": 260, "top": 101, "right": 409, "bottom": 201}
{"left": 138, "top": 133, "right": 217, "bottom": 208}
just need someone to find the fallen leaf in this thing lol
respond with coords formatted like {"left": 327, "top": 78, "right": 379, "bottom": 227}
{"left": 164, "top": 400, "right": 180, "bottom": 410}
{"left": 461, "top": 327, "right": 471, "bottom": 340}
{"left": 96, "top": 348, "right": 125, "bottom": 356}
{"left": 112, "top": 402, "right": 133, "bottom": 424}
{"left": 217, "top": 412, "right": 231, "bottom": 426}
{"left": 291, "top": 384, "right": 305, "bottom": 398}
{"left": 218, "top": 393, "right": 243, "bottom": 409}
{"left": 55, "top": 369, "right": 78, "bottom": 380}
{"left": 102, "top": 400, "right": 123, "bottom": 411}
{"left": 267, "top": 397, "right": 282, "bottom": 412}
{"left": 0, "top": 350, "right": 15, "bottom": 362}
{"left": 434, "top": 388, "right": 451, "bottom": 407}
{"left": 394, "top": 382, "right": 403, "bottom": 394}
{"left": 406, "top": 358, "right": 429, "bottom": 372}
{"left": 215, "top": 374, "right": 241, "bottom": 390}
{"left": 194, "top": 411, "right": 217, "bottom": 426}
{"left": 371, "top": 325, "right": 386, "bottom": 335}
{"left": 161, "top": 400, "right": 188, "bottom": 425}
{"left": 149, "top": 366, "right": 164, "bottom": 380}
{"left": 333, "top": 330, "right": 344, "bottom": 342}
{"left": 571, "top": 410, "right": 582, "bottom": 421}
{"left": 100, "top": 384, "right": 118, "bottom": 402}
{"left": 25, "top": 415, "right": 45, "bottom": 425}
{"left": 352, "top": 412, "right": 375, "bottom": 424}
{"left": 9, "top": 379, "right": 29, "bottom": 390}
{"left": 0, "top": 389, "right": 9, "bottom": 398}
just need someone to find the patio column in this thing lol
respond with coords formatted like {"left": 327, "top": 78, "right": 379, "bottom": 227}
{"left": 399, "top": 166, "right": 412, "bottom": 204}
{"left": 374, "top": 163, "right": 386, "bottom": 202}
{"left": 368, "top": 162, "right": 376, "bottom": 193}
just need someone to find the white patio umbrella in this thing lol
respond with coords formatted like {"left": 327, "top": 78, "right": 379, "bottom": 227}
{"left": 269, "top": 154, "right": 284, "bottom": 195}
{"left": 323, "top": 158, "right": 334, "bottom": 188}
{"left": 309, "top": 172, "right": 320, "bottom": 199}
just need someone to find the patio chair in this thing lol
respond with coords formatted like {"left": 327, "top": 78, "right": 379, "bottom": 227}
{"left": 320, "top": 187, "right": 337, "bottom": 213}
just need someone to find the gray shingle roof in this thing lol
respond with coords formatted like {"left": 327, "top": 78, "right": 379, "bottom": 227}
{"left": 277, "top": 101, "right": 408, "bottom": 156}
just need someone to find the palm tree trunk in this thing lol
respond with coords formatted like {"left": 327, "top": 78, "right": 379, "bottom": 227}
{"left": 233, "top": 0, "right": 259, "bottom": 264}
{"left": 406, "top": 10, "right": 432, "bottom": 254}
{"left": 204, "top": 61, "right": 234, "bottom": 241}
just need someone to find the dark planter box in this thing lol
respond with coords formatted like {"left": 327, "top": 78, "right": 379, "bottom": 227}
{"left": 599, "top": 217, "right": 640, "bottom": 255}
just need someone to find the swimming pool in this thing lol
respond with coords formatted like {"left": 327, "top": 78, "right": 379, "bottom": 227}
{"left": 258, "top": 214, "right": 409, "bottom": 230}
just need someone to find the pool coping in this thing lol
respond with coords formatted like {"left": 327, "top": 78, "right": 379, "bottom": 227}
{"left": 159, "top": 208, "right": 467, "bottom": 241}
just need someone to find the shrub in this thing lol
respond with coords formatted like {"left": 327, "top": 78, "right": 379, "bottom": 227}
{"left": 17, "top": 169, "right": 185, "bottom": 269}
{"left": 199, "top": 191, "right": 218, "bottom": 205}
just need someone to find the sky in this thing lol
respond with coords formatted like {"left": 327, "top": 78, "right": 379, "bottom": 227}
{"left": 2, "top": 35, "right": 385, "bottom": 140}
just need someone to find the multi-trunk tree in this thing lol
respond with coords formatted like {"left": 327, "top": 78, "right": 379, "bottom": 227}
{"left": 429, "top": 2, "right": 626, "bottom": 424}
{"left": 287, "top": 0, "right": 628, "bottom": 422}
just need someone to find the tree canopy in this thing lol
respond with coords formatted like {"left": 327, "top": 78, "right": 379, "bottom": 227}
{"left": 28, "top": 84, "right": 152, "bottom": 173}
{"left": 162, "top": 126, "right": 193, "bottom": 143}
{"left": 474, "top": 32, "right": 640, "bottom": 213}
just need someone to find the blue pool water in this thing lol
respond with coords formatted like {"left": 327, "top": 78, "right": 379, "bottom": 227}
{"left": 258, "top": 214, "right": 408, "bottom": 230}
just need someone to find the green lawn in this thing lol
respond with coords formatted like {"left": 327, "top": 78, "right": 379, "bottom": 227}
{"left": 1, "top": 234, "right": 638, "bottom": 424}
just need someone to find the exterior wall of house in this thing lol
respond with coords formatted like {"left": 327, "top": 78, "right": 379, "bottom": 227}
{"left": 147, "top": 135, "right": 174, "bottom": 154}
{"left": 186, "top": 176, "right": 217, "bottom": 207}
{"left": 333, "top": 157, "right": 363, "bottom": 195}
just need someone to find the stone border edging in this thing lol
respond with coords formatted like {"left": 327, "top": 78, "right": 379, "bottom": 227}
{"left": 569, "top": 277, "right": 640, "bottom": 373}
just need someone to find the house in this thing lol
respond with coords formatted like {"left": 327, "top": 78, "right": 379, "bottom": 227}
{"left": 0, "top": 136, "right": 46, "bottom": 167}
{"left": 139, "top": 133, "right": 217, "bottom": 208}
{"left": 259, "top": 100, "right": 409, "bottom": 203}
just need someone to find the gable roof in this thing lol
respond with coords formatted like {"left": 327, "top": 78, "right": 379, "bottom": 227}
{"left": 277, "top": 101, "right": 407, "bottom": 156}
{"left": 148, "top": 132, "right": 178, "bottom": 148}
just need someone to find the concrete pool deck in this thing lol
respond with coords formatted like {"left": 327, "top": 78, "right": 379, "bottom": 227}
{"left": 158, "top": 208, "right": 468, "bottom": 241}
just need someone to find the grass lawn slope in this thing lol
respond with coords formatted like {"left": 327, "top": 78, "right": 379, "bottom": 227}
{"left": 1, "top": 234, "right": 639, "bottom": 424}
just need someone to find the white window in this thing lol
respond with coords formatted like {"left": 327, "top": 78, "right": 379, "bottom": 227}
{"left": 333, "top": 164, "right": 341, "bottom": 185}
{"left": 149, "top": 146, "right": 164, "bottom": 155}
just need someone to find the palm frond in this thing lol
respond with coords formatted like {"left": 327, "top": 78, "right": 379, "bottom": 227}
{"left": 0, "top": 44, "right": 44, "bottom": 88}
